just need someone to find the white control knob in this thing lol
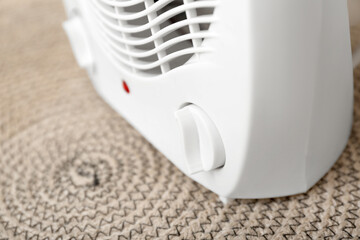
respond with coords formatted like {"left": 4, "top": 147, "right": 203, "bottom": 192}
{"left": 175, "top": 105, "right": 226, "bottom": 174}
{"left": 63, "top": 17, "right": 94, "bottom": 70}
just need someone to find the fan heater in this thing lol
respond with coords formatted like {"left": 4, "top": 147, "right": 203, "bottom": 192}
{"left": 63, "top": 0, "right": 356, "bottom": 202}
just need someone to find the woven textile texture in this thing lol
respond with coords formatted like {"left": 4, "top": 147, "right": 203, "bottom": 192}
{"left": 1, "top": 0, "right": 360, "bottom": 239}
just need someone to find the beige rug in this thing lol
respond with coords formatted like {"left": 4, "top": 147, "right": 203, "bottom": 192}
{"left": 1, "top": 0, "right": 360, "bottom": 239}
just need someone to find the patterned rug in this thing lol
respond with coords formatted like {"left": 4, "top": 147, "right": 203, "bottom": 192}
{"left": 0, "top": 0, "right": 360, "bottom": 239}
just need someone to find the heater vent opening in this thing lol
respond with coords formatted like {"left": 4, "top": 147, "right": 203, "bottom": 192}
{"left": 89, "top": 0, "right": 216, "bottom": 77}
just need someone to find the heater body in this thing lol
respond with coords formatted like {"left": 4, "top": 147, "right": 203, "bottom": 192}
{"left": 63, "top": 0, "right": 353, "bottom": 199}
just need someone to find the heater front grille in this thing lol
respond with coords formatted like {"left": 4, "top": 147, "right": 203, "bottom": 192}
{"left": 88, "top": 0, "right": 216, "bottom": 76}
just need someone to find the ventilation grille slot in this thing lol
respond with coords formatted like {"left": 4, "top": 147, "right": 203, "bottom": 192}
{"left": 88, "top": 0, "right": 216, "bottom": 76}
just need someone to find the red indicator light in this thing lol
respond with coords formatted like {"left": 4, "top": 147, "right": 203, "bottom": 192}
{"left": 122, "top": 80, "right": 130, "bottom": 94}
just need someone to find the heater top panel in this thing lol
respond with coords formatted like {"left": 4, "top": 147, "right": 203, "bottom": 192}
{"left": 88, "top": 0, "right": 216, "bottom": 77}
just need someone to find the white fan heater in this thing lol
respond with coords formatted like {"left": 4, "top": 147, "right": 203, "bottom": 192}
{"left": 63, "top": 0, "right": 358, "bottom": 202}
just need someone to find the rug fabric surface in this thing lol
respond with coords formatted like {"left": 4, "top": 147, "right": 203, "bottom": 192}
{"left": 0, "top": 0, "right": 360, "bottom": 239}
